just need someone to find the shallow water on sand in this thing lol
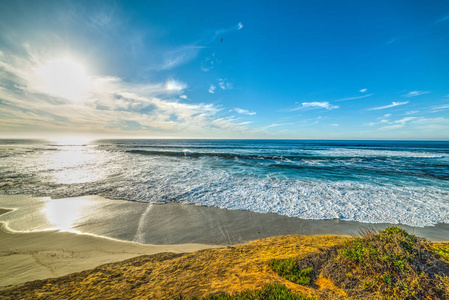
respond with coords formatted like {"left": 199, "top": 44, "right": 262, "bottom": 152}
{"left": 1, "top": 195, "right": 448, "bottom": 244}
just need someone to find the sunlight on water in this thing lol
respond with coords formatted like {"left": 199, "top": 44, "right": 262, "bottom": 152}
{"left": 43, "top": 146, "right": 104, "bottom": 184}
{"left": 49, "top": 137, "right": 93, "bottom": 145}
{"left": 1, "top": 139, "right": 448, "bottom": 227}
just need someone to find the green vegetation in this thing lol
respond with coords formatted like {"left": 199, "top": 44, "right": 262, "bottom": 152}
{"left": 264, "top": 226, "right": 449, "bottom": 299}
{"left": 332, "top": 226, "right": 448, "bottom": 299}
{"left": 268, "top": 258, "right": 313, "bottom": 285}
{"left": 181, "top": 283, "right": 316, "bottom": 300}
{"left": 431, "top": 245, "right": 449, "bottom": 262}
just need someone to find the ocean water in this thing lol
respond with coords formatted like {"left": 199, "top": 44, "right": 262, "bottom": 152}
{"left": 1, "top": 139, "right": 448, "bottom": 227}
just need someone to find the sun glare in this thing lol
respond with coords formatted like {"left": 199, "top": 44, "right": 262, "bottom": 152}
{"left": 49, "top": 136, "right": 93, "bottom": 145}
{"left": 36, "top": 57, "right": 91, "bottom": 101}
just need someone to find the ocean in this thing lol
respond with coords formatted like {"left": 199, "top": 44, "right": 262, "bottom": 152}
{"left": 1, "top": 139, "right": 448, "bottom": 227}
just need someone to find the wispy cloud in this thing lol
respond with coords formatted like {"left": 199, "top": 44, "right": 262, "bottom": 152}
{"left": 359, "top": 88, "right": 367, "bottom": 93}
{"left": 218, "top": 78, "right": 233, "bottom": 90}
{"left": 208, "top": 84, "right": 216, "bottom": 94}
{"left": 156, "top": 46, "right": 204, "bottom": 70}
{"left": 154, "top": 21, "right": 242, "bottom": 71}
{"left": 395, "top": 117, "right": 416, "bottom": 124}
{"left": 290, "top": 101, "right": 339, "bottom": 111}
{"left": 205, "top": 22, "right": 244, "bottom": 44}
{"left": 367, "top": 101, "right": 409, "bottom": 111}
{"left": 0, "top": 43, "right": 250, "bottom": 137}
{"left": 230, "top": 108, "right": 256, "bottom": 115}
{"left": 379, "top": 124, "right": 405, "bottom": 130}
{"left": 372, "top": 116, "right": 416, "bottom": 130}
{"left": 405, "top": 110, "right": 419, "bottom": 115}
{"left": 179, "top": 95, "right": 188, "bottom": 100}
{"left": 435, "top": 14, "right": 449, "bottom": 23}
{"left": 387, "top": 37, "right": 397, "bottom": 45}
{"left": 413, "top": 117, "right": 449, "bottom": 130}
{"left": 201, "top": 53, "right": 217, "bottom": 72}
{"left": 403, "top": 91, "right": 430, "bottom": 97}
{"left": 368, "top": 119, "right": 391, "bottom": 126}
{"left": 431, "top": 103, "right": 449, "bottom": 111}
{"left": 337, "top": 93, "right": 374, "bottom": 101}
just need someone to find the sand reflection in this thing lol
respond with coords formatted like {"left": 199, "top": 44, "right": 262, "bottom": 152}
{"left": 44, "top": 197, "right": 88, "bottom": 231}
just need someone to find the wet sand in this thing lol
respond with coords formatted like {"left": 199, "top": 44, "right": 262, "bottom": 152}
{"left": 1, "top": 194, "right": 448, "bottom": 287}
{"left": 1, "top": 194, "right": 448, "bottom": 245}
{"left": 0, "top": 213, "right": 217, "bottom": 287}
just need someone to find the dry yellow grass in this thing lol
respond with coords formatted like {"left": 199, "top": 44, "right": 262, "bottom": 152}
{"left": 0, "top": 235, "right": 349, "bottom": 299}
{"left": 1, "top": 235, "right": 447, "bottom": 300}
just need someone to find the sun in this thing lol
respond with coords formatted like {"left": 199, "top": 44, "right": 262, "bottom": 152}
{"left": 36, "top": 57, "right": 91, "bottom": 101}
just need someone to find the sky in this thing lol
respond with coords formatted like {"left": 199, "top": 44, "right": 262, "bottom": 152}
{"left": 0, "top": 0, "right": 449, "bottom": 140}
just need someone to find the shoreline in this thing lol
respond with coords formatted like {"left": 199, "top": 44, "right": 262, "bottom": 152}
{"left": 1, "top": 194, "right": 448, "bottom": 288}
{"left": 1, "top": 194, "right": 448, "bottom": 244}
{"left": 0, "top": 209, "right": 218, "bottom": 287}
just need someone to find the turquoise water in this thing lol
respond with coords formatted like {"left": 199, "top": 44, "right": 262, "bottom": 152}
{"left": 1, "top": 139, "right": 448, "bottom": 227}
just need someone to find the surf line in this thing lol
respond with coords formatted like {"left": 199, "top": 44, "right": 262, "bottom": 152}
{"left": 133, "top": 203, "right": 153, "bottom": 243}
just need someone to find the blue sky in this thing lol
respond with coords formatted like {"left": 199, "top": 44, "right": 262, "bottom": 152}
{"left": 0, "top": 0, "right": 448, "bottom": 140}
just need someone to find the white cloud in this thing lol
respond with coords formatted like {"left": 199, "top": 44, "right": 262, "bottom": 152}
{"left": 201, "top": 53, "right": 217, "bottom": 72}
{"left": 0, "top": 43, "right": 250, "bottom": 137}
{"left": 368, "top": 119, "right": 391, "bottom": 126}
{"left": 384, "top": 114, "right": 391, "bottom": 118}
{"left": 330, "top": 124, "right": 339, "bottom": 127}
{"left": 394, "top": 117, "right": 416, "bottom": 124}
{"left": 405, "top": 110, "right": 419, "bottom": 115}
{"left": 431, "top": 104, "right": 449, "bottom": 111}
{"left": 208, "top": 84, "right": 216, "bottom": 94}
{"left": 218, "top": 78, "right": 233, "bottom": 90}
{"left": 165, "top": 79, "right": 187, "bottom": 92}
{"left": 359, "top": 88, "right": 367, "bottom": 93}
{"left": 403, "top": 91, "right": 430, "bottom": 97}
{"left": 367, "top": 101, "right": 409, "bottom": 111}
{"left": 370, "top": 116, "right": 416, "bottom": 129}
{"left": 179, "top": 95, "right": 188, "bottom": 100}
{"left": 412, "top": 117, "right": 449, "bottom": 131}
{"left": 414, "top": 117, "right": 449, "bottom": 125}
{"left": 230, "top": 108, "right": 256, "bottom": 115}
{"left": 337, "top": 93, "right": 373, "bottom": 101}
{"left": 237, "top": 22, "right": 243, "bottom": 30}
{"left": 291, "top": 101, "right": 339, "bottom": 111}
{"left": 379, "top": 124, "right": 405, "bottom": 131}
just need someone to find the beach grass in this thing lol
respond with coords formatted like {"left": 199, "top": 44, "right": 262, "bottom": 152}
{"left": 268, "top": 258, "right": 313, "bottom": 285}
{"left": 0, "top": 227, "right": 448, "bottom": 299}
{"left": 269, "top": 226, "right": 449, "bottom": 299}
{"left": 179, "top": 283, "right": 316, "bottom": 300}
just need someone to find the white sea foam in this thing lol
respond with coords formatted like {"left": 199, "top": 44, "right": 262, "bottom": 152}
{"left": 1, "top": 141, "right": 449, "bottom": 228}
{"left": 313, "top": 148, "right": 448, "bottom": 158}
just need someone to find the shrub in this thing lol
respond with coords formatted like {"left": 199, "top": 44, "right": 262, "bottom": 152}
{"left": 182, "top": 282, "right": 316, "bottom": 300}
{"left": 331, "top": 226, "right": 448, "bottom": 299}
{"left": 268, "top": 258, "right": 313, "bottom": 285}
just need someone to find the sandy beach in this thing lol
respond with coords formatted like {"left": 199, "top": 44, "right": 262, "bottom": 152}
{"left": 0, "top": 212, "right": 217, "bottom": 288}
{"left": 1, "top": 194, "right": 448, "bottom": 288}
